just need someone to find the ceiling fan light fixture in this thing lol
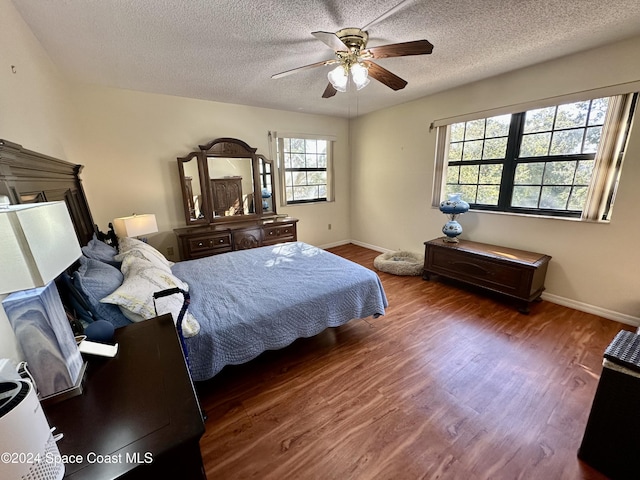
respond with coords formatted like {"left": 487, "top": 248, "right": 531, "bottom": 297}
{"left": 328, "top": 65, "right": 348, "bottom": 92}
{"left": 351, "top": 63, "right": 370, "bottom": 90}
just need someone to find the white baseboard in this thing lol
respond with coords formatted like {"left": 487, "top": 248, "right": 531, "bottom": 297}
{"left": 317, "top": 239, "right": 352, "bottom": 250}
{"left": 541, "top": 293, "right": 640, "bottom": 327}
{"left": 348, "top": 239, "right": 390, "bottom": 253}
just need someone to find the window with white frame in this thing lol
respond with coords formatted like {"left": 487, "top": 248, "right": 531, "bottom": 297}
{"left": 433, "top": 93, "right": 637, "bottom": 221}
{"left": 276, "top": 136, "right": 334, "bottom": 205}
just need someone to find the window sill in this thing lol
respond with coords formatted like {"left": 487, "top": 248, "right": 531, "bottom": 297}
{"left": 432, "top": 205, "right": 610, "bottom": 224}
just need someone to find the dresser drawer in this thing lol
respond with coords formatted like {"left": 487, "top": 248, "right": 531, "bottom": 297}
{"left": 263, "top": 223, "right": 296, "bottom": 245}
{"left": 186, "top": 233, "right": 232, "bottom": 256}
{"left": 429, "top": 248, "right": 527, "bottom": 296}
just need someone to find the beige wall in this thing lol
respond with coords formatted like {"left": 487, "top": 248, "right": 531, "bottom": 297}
{"left": 65, "top": 85, "right": 351, "bottom": 259}
{"left": 0, "top": 0, "right": 78, "bottom": 362}
{"left": 350, "top": 35, "right": 640, "bottom": 324}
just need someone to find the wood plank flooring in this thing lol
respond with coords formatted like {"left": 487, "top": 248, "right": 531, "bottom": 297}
{"left": 197, "top": 243, "right": 632, "bottom": 479}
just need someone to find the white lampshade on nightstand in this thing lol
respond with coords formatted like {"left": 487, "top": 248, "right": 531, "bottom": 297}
{"left": 112, "top": 213, "right": 158, "bottom": 240}
{"left": 0, "top": 202, "right": 81, "bottom": 294}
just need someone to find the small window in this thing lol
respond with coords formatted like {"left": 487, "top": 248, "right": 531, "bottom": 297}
{"left": 435, "top": 94, "right": 637, "bottom": 220}
{"left": 276, "top": 136, "right": 334, "bottom": 205}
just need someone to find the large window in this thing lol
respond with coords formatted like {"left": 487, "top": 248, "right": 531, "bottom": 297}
{"left": 436, "top": 93, "right": 637, "bottom": 220}
{"left": 276, "top": 136, "right": 334, "bottom": 205}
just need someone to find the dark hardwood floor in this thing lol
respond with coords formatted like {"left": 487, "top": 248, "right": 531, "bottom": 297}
{"left": 197, "top": 243, "right": 632, "bottom": 479}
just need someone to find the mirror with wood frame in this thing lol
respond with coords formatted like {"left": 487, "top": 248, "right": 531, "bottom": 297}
{"left": 177, "top": 138, "right": 277, "bottom": 226}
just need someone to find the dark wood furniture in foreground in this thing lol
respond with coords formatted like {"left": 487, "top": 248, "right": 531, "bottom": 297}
{"left": 578, "top": 330, "right": 640, "bottom": 479}
{"left": 174, "top": 216, "right": 298, "bottom": 260}
{"left": 44, "top": 315, "right": 206, "bottom": 479}
{"left": 423, "top": 237, "right": 551, "bottom": 313}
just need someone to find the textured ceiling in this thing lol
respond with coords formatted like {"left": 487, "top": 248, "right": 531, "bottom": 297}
{"left": 11, "top": 0, "right": 640, "bottom": 118}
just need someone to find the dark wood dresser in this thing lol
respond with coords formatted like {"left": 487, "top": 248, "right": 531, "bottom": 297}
{"left": 43, "top": 315, "right": 206, "bottom": 479}
{"left": 423, "top": 237, "right": 551, "bottom": 313}
{"left": 174, "top": 217, "right": 298, "bottom": 260}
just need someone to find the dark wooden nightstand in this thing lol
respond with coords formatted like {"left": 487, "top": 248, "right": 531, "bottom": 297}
{"left": 43, "top": 315, "right": 206, "bottom": 479}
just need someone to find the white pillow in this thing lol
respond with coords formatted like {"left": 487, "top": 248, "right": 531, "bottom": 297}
{"left": 118, "top": 237, "right": 174, "bottom": 267}
{"left": 100, "top": 256, "right": 200, "bottom": 338}
{"left": 114, "top": 247, "right": 172, "bottom": 273}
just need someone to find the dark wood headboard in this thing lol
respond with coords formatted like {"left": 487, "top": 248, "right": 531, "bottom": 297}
{"left": 0, "top": 139, "right": 96, "bottom": 246}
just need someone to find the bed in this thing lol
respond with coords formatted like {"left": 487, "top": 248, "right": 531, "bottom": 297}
{"left": 1, "top": 139, "right": 388, "bottom": 382}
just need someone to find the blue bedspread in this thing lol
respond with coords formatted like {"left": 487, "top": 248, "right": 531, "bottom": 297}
{"left": 171, "top": 242, "right": 387, "bottom": 381}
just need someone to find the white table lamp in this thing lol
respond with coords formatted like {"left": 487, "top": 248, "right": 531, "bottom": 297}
{"left": 0, "top": 202, "right": 85, "bottom": 402}
{"left": 112, "top": 213, "right": 158, "bottom": 241}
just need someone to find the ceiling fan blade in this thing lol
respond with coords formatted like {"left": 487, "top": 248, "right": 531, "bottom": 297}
{"left": 311, "top": 31, "right": 348, "bottom": 52}
{"left": 364, "top": 61, "right": 408, "bottom": 91}
{"left": 322, "top": 83, "right": 337, "bottom": 98}
{"left": 364, "top": 39, "right": 433, "bottom": 59}
{"left": 271, "top": 59, "right": 337, "bottom": 79}
{"left": 361, "top": 0, "right": 413, "bottom": 31}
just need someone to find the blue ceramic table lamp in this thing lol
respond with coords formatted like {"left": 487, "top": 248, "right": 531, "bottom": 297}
{"left": 439, "top": 193, "right": 470, "bottom": 243}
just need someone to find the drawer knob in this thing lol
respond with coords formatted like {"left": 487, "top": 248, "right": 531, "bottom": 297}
{"left": 219, "top": 238, "right": 224, "bottom": 243}
{"left": 197, "top": 242, "right": 204, "bottom": 247}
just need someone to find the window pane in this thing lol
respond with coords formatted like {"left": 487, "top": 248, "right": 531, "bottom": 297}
{"left": 446, "top": 166, "right": 460, "bottom": 184}
{"left": 588, "top": 97, "right": 609, "bottom": 126}
{"left": 448, "top": 142, "right": 463, "bottom": 161}
{"left": 317, "top": 154, "right": 327, "bottom": 167}
{"left": 511, "top": 186, "right": 540, "bottom": 207}
{"left": 482, "top": 137, "right": 508, "bottom": 159}
{"left": 568, "top": 186, "right": 588, "bottom": 210}
{"left": 305, "top": 154, "right": 318, "bottom": 168}
{"left": 523, "top": 107, "right": 555, "bottom": 133}
{"left": 458, "top": 185, "right": 477, "bottom": 203}
{"left": 286, "top": 187, "right": 294, "bottom": 202}
{"left": 465, "top": 119, "right": 485, "bottom": 140}
{"left": 520, "top": 133, "right": 551, "bottom": 157}
{"left": 485, "top": 114, "right": 511, "bottom": 137}
{"left": 305, "top": 139, "right": 317, "bottom": 154}
{"left": 291, "top": 154, "right": 305, "bottom": 167}
{"left": 291, "top": 138, "right": 305, "bottom": 153}
{"left": 317, "top": 140, "right": 327, "bottom": 154}
{"left": 540, "top": 186, "right": 570, "bottom": 209}
{"left": 450, "top": 123, "right": 465, "bottom": 142}
{"left": 543, "top": 161, "right": 576, "bottom": 185}
{"left": 478, "top": 164, "right": 503, "bottom": 184}
{"left": 292, "top": 171, "right": 307, "bottom": 185}
{"left": 550, "top": 129, "right": 583, "bottom": 155}
{"left": 583, "top": 126, "right": 602, "bottom": 153}
{"left": 462, "top": 140, "right": 483, "bottom": 160}
{"left": 293, "top": 186, "right": 319, "bottom": 200}
{"left": 307, "top": 171, "right": 326, "bottom": 185}
{"left": 555, "top": 101, "right": 589, "bottom": 129}
{"left": 284, "top": 153, "right": 292, "bottom": 168}
{"left": 460, "top": 165, "right": 479, "bottom": 184}
{"left": 476, "top": 185, "right": 499, "bottom": 205}
{"left": 514, "top": 162, "right": 544, "bottom": 185}
{"left": 574, "top": 160, "right": 594, "bottom": 185}
{"left": 319, "top": 185, "right": 327, "bottom": 198}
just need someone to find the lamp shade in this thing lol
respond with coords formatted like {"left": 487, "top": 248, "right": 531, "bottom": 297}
{"left": 351, "top": 63, "right": 370, "bottom": 90}
{"left": 0, "top": 202, "right": 82, "bottom": 294}
{"left": 113, "top": 213, "right": 158, "bottom": 238}
{"left": 327, "top": 65, "right": 348, "bottom": 92}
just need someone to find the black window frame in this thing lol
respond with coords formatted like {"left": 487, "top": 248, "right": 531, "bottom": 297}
{"left": 444, "top": 96, "right": 637, "bottom": 218}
